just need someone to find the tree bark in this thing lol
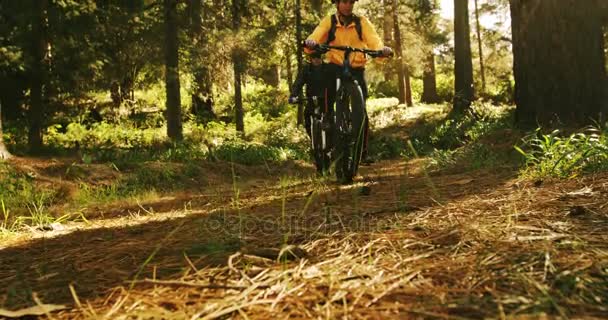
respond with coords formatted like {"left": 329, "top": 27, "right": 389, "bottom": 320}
{"left": 510, "top": 0, "right": 608, "bottom": 126}
{"left": 232, "top": 0, "right": 245, "bottom": 132}
{"left": 234, "top": 59, "right": 244, "bottom": 132}
{"left": 382, "top": 0, "right": 393, "bottom": 82}
{"left": 285, "top": 47, "right": 293, "bottom": 92}
{"left": 295, "top": 0, "right": 304, "bottom": 125}
{"left": 0, "top": 102, "right": 12, "bottom": 160}
{"left": 404, "top": 64, "right": 413, "bottom": 106}
{"left": 453, "top": 0, "right": 475, "bottom": 113}
{"left": 392, "top": 0, "right": 411, "bottom": 106}
{"left": 421, "top": 52, "right": 440, "bottom": 103}
{"left": 28, "top": 0, "right": 48, "bottom": 153}
{"left": 164, "top": 0, "right": 183, "bottom": 140}
{"left": 189, "top": 0, "right": 215, "bottom": 122}
{"left": 474, "top": 0, "right": 486, "bottom": 95}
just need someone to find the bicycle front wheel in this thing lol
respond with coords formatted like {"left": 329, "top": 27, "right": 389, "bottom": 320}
{"left": 310, "top": 114, "right": 331, "bottom": 175}
{"left": 334, "top": 80, "right": 366, "bottom": 184}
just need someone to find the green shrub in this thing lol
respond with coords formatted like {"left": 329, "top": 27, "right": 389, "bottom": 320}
{"left": 260, "top": 115, "right": 309, "bottom": 160}
{"left": 368, "top": 135, "right": 408, "bottom": 160}
{"left": 428, "top": 148, "right": 458, "bottom": 169}
{"left": 406, "top": 104, "right": 514, "bottom": 158}
{"left": 371, "top": 80, "right": 399, "bottom": 99}
{"left": 243, "top": 84, "right": 290, "bottom": 119}
{"left": 0, "top": 164, "right": 57, "bottom": 227}
{"left": 435, "top": 73, "right": 454, "bottom": 102}
{"left": 515, "top": 127, "right": 608, "bottom": 178}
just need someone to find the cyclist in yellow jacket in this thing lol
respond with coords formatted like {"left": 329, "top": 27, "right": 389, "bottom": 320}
{"left": 304, "top": 0, "right": 392, "bottom": 163}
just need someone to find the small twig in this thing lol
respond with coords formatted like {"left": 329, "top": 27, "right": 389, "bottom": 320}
{"left": 127, "top": 279, "right": 268, "bottom": 290}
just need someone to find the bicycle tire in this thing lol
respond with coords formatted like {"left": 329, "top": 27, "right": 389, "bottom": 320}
{"left": 310, "top": 114, "right": 331, "bottom": 175}
{"left": 334, "top": 80, "right": 366, "bottom": 184}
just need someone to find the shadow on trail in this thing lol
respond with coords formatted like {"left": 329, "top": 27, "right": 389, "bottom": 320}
{"left": 0, "top": 156, "right": 519, "bottom": 309}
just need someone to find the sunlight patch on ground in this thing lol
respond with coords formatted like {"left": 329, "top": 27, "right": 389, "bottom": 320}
{"left": 368, "top": 100, "right": 448, "bottom": 131}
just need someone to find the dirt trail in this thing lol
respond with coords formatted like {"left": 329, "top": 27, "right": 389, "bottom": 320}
{"left": 1, "top": 148, "right": 608, "bottom": 318}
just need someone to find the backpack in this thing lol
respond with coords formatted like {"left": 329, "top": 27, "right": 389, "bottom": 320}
{"left": 326, "top": 14, "right": 363, "bottom": 45}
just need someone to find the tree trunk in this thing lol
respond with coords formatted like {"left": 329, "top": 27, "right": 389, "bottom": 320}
{"left": 421, "top": 52, "right": 440, "bottom": 103}
{"left": 510, "top": 0, "right": 608, "bottom": 126}
{"left": 382, "top": 0, "right": 393, "bottom": 82}
{"left": 404, "top": 65, "right": 413, "bottom": 106}
{"left": 391, "top": 0, "right": 409, "bottom": 106}
{"left": 474, "top": 0, "right": 486, "bottom": 95}
{"left": 232, "top": 0, "right": 245, "bottom": 132}
{"left": 295, "top": 0, "right": 304, "bottom": 125}
{"left": 28, "top": 0, "right": 47, "bottom": 153}
{"left": 189, "top": 0, "right": 215, "bottom": 122}
{"left": 164, "top": 0, "right": 183, "bottom": 141}
{"left": 0, "top": 102, "right": 12, "bottom": 160}
{"left": 453, "top": 0, "right": 475, "bottom": 113}
{"left": 234, "top": 60, "right": 244, "bottom": 132}
{"left": 285, "top": 48, "right": 293, "bottom": 91}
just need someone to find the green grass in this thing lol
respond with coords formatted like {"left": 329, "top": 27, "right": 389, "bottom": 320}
{"left": 515, "top": 126, "right": 608, "bottom": 179}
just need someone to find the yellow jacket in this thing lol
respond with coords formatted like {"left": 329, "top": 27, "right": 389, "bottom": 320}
{"left": 305, "top": 13, "right": 384, "bottom": 68}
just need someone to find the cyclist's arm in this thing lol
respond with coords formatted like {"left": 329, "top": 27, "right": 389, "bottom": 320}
{"left": 304, "top": 15, "right": 332, "bottom": 54}
{"left": 290, "top": 64, "right": 309, "bottom": 97}
{"left": 360, "top": 16, "right": 384, "bottom": 51}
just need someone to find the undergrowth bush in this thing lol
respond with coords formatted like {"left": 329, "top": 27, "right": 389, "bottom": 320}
{"left": 407, "top": 104, "right": 514, "bottom": 157}
{"left": 368, "top": 135, "right": 408, "bottom": 160}
{"left": 515, "top": 127, "right": 608, "bottom": 178}
{"left": 43, "top": 115, "right": 309, "bottom": 167}
{"left": 211, "top": 140, "right": 291, "bottom": 165}
{"left": 0, "top": 164, "right": 60, "bottom": 231}
{"left": 243, "top": 84, "right": 290, "bottom": 119}
{"left": 427, "top": 143, "right": 508, "bottom": 172}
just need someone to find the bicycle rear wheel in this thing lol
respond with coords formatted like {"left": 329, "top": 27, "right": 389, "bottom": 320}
{"left": 334, "top": 81, "right": 366, "bottom": 184}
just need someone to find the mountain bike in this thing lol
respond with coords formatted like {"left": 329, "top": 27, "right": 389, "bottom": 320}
{"left": 310, "top": 44, "right": 389, "bottom": 184}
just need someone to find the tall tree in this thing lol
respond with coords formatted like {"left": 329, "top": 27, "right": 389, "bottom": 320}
{"left": 453, "top": 0, "right": 474, "bottom": 112}
{"left": 295, "top": 0, "right": 304, "bottom": 125}
{"left": 392, "top": 0, "right": 412, "bottom": 106}
{"left": 421, "top": 53, "right": 440, "bottom": 103}
{"left": 28, "top": 0, "right": 48, "bottom": 153}
{"left": 382, "top": 0, "right": 393, "bottom": 82}
{"left": 232, "top": 0, "right": 245, "bottom": 132}
{"left": 474, "top": 0, "right": 486, "bottom": 95}
{"left": 510, "top": 0, "right": 608, "bottom": 126}
{"left": 0, "top": 102, "right": 11, "bottom": 160}
{"left": 188, "top": 0, "right": 215, "bottom": 122}
{"left": 414, "top": 0, "right": 442, "bottom": 104}
{"left": 283, "top": 0, "right": 293, "bottom": 89}
{"left": 164, "top": 0, "right": 183, "bottom": 141}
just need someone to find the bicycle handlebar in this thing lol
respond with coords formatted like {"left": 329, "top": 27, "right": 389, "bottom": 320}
{"left": 304, "top": 42, "right": 393, "bottom": 58}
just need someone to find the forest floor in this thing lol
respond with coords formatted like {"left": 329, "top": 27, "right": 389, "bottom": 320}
{"left": 1, "top": 106, "right": 608, "bottom": 319}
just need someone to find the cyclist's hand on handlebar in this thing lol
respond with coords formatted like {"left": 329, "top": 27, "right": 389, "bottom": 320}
{"left": 304, "top": 39, "right": 318, "bottom": 49}
{"left": 382, "top": 46, "right": 393, "bottom": 57}
{"left": 288, "top": 96, "right": 299, "bottom": 104}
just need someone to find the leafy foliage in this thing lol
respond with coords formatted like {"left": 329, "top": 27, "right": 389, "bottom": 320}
{"left": 515, "top": 127, "right": 608, "bottom": 178}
